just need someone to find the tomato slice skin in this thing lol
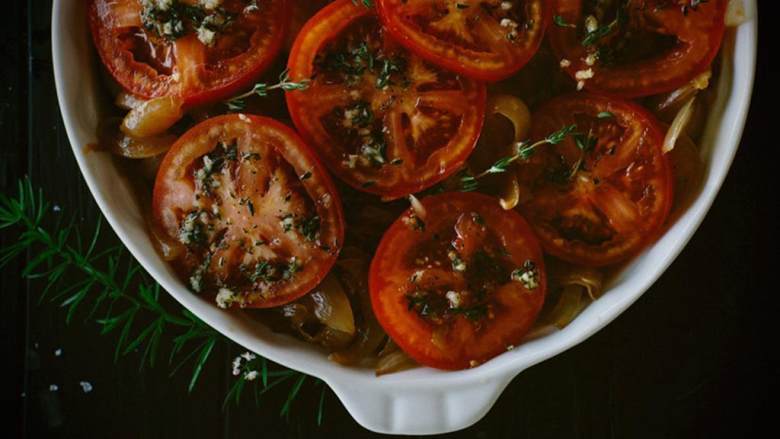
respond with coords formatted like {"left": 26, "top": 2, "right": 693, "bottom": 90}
{"left": 152, "top": 114, "right": 345, "bottom": 308}
{"left": 370, "top": 192, "right": 546, "bottom": 370}
{"left": 548, "top": 0, "right": 726, "bottom": 98}
{"left": 87, "top": 0, "right": 289, "bottom": 107}
{"left": 518, "top": 93, "right": 673, "bottom": 267}
{"left": 376, "top": 0, "right": 550, "bottom": 82}
{"left": 286, "top": 0, "right": 486, "bottom": 199}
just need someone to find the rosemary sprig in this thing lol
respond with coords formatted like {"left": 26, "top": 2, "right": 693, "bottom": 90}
{"left": 0, "top": 179, "right": 220, "bottom": 386}
{"left": 460, "top": 124, "right": 577, "bottom": 191}
{"left": 352, "top": 0, "right": 374, "bottom": 7}
{"left": 226, "top": 69, "right": 310, "bottom": 111}
{"left": 0, "top": 178, "right": 322, "bottom": 422}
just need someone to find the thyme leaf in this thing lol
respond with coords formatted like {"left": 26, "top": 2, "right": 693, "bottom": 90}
{"left": 225, "top": 69, "right": 310, "bottom": 110}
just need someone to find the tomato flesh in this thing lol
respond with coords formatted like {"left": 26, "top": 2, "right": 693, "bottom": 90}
{"left": 376, "top": 0, "right": 550, "bottom": 82}
{"left": 370, "top": 192, "right": 546, "bottom": 370}
{"left": 548, "top": 0, "right": 726, "bottom": 97}
{"left": 152, "top": 114, "right": 345, "bottom": 308}
{"left": 88, "top": 0, "right": 289, "bottom": 106}
{"left": 286, "top": 0, "right": 486, "bottom": 199}
{"left": 518, "top": 93, "right": 673, "bottom": 267}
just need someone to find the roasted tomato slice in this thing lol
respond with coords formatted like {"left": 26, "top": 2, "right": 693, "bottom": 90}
{"left": 548, "top": 0, "right": 726, "bottom": 97}
{"left": 370, "top": 192, "right": 546, "bottom": 370}
{"left": 376, "top": 0, "right": 550, "bottom": 82}
{"left": 88, "top": 0, "right": 289, "bottom": 106}
{"left": 517, "top": 93, "right": 673, "bottom": 267}
{"left": 152, "top": 114, "right": 344, "bottom": 308}
{"left": 286, "top": 0, "right": 486, "bottom": 198}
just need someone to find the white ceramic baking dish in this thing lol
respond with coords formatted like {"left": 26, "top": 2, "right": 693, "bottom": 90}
{"left": 52, "top": 1, "right": 757, "bottom": 435}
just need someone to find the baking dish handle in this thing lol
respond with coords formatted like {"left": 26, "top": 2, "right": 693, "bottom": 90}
{"left": 327, "top": 375, "right": 513, "bottom": 435}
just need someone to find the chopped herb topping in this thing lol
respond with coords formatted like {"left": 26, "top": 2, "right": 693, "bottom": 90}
{"left": 140, "top": 0, "right": 234, "bottom": 44}
{"left": 178, "top": 210, "right": 206, "bottom": 246}
{"left": 405, "top": 290, "right": 488, "bottom": 322}
{"left": 296, "top": 215, "right": 321, "bottom": 242}
{"left": 402, "top": 214, "right": 426, "bottom": 231}
{"left": 283, "top": 257, "right": 301, "bottom": 280}
{"left": 246, "top": 257, "right": 302, "bottom": 284}
{"left": 280, "top": 214, "right": 294, "bottom": 232}
{"left": 188, "top": 252, "right": 212, "bottom": 293}
{"left": 448, "top": 250, "right": 467, "bottom": 272}
{"left": 511, "top": 260, "right": 540, "bottom": 290}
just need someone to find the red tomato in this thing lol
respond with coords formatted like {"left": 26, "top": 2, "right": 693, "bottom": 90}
{"left": 286, "top": 0, "right": 486, "bottom": 199}
{"left": 88, "top": 0, "right": 289, "bottom": 106}
{"left": 548, "top": 0, "right": 726, "bottom": 97}
{"left": 370, "top": 192, "right": 546, "bottom": 370}
{"left": 152, "top": 114, "right": 344, "bottom": 308}
{"left": 376, "top": 0, "right": 550, "bottom": 82}
{"left": 517, "top": 93, "right": 673, "bottom": 267}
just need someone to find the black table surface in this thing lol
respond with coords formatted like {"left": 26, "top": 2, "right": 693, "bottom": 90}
{"left": 1, "top": 2, "right": 772, "bottom": 438}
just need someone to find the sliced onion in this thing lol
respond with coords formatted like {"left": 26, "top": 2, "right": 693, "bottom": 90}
{"left": 330, "top": 248, "right": 388, "bottom": 366}
{"left": 280, "top": 300, "right": 355, "bottom": 350}
{"left": 663, "top": 96, "right": 696, "bottom": 153}
{"left": 668, "top": 134, "right": 705, "bottom": 219}
{"left": 310, "top": 274, "right": 356, "bottom": 336}
{"left": 136, "top": 154, "right": 165, "bottom": 182}
{"left": 488, "top": 94, "right": 531, "bottom": 141}
{"left": 121, "top": 95, "right": 184, "bottom": 138}
{"left": 145, "top": 210, "right": 185, "bottom": 261}
{"left": 407, "top": 194, "right": 427, "bottom": 220}
{"left": 541, "top": 284, "right": 586, "bottom": 329}
{"left": 726, "top": 0, "right": 749, "bottom": 26}
{"left": 550, "top": 261, "right": 604, "bottom": 301}
{"left": 375, "top": 342, "right": 417, "bottom": 376}
{"left": 100, "top": 118, "right": 176, "bottom": 159}
{"left": 112, "top": 134, "right": 177, "bottom": 159}
{"left": 115, "top": 91, "right": 147, "bottom": 111}
{"left": 499, "top": 175, "right": 520, "bottom": 210}
{"left": 650, "top": 71, "right": 710, "bottom": 121}
{"left": 329, "top": 325, "right": 386, "bottom": 366}
{"left": 311, "top": 327, "right": 355, "bottom": 350}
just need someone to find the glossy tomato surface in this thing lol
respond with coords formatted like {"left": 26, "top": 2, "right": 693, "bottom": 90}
{"left": 88, "top": 0, "right": 289, "bottom": 106}
{"left": 370, "top": 192, "right": 546, "bottom": 370}
{"left": 548, "top": 0, "right": 726, "bottom": 97}
{"left": 153, "top": 114, "right": 344, "bottom": 308}
{"left": 376, "top": 0, "right": 550, "bottom": 82}
{"left": 518, "top": 93, "right": 673, "bottom": 267}
{"left": 286, "top": 0, "right": 486, "bottom": 199}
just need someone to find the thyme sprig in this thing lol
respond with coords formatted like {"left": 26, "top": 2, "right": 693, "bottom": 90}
{"left": 0, "top": 178, "right": 325, "bottom": 421}
{"left": 553, "top": 15, "right": 576, "bottom": 28}
{"left": 582, "top": 6, "right": 627, "bottom": 46}
{"left": 226, "top": 69, "right": 310, "bottom": 111}
{"left": 460, "top": 124, "right": 577, "bottom": 191}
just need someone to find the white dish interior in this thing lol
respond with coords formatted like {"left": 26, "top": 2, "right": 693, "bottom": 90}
{"left": 52, "top": 2, "right": 757, "bottom": 435}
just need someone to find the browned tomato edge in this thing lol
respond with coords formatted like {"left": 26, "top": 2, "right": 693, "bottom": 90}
{"left": 376, "top": 0, "right": 551, "bottom": 82}
{"left": 87, "top": 0, "right": 291, "bottom": 107}
{"left": 369, "top": 191, "right": 547, "bottom": 370}
{"left": 151, "top": 113, "right": 345, "bottom": 308}
{"left": 528, "top": 93, "right": 674, "bottom": 267}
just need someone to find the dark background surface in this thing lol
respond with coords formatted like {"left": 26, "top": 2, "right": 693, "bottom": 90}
{"left": 0, "top": 2, "right": 772, "bottom": 438}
